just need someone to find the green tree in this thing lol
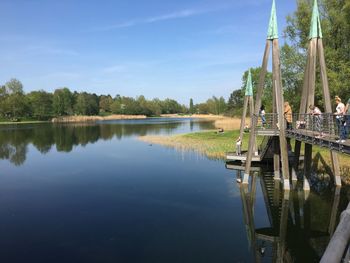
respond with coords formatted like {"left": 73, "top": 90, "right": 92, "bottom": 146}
{"left": 284, "top": 0, "right": 350, "bottom": 109}
{"left": 52, "top": 88, "right": 73, "bottom": 116}
{"left": 3, "top": 79, "right": 27, "bottom": 119}
{"left": 189, "top": 98, "right": 194, "bottom": 114}
{"left": 99, "top": 95, "right": 113, "bottom": 113}
{"left": 27, "top": 90, "right": 53, "bottom": 120}
{"left": 74, "top": 92, "right": 99, "bottom": 115}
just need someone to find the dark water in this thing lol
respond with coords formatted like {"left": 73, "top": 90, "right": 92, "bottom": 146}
{"left": 0, "top": 118, "right": 347, "bottom": 262}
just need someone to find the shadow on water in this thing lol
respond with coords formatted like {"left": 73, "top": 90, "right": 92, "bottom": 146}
{"left": 231, "top": 168, "right": 349, "bottom": 262}
{"left": 0, "top": 118, "right": 214, "bottom": 166}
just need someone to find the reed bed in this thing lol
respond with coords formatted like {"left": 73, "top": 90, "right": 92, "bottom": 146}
{"left": 52, "top": 115, "right": 147, "bottom": 123}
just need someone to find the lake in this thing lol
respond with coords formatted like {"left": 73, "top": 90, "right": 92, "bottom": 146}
{"left": 0, "top": 118, "right": 347, "bottom": 262}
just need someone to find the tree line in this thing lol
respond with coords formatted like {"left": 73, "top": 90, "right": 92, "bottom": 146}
{"left": 0, "top": 78, "right": 228, "bottom": 121}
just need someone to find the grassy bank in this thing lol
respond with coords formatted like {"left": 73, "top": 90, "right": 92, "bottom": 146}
{"left": 139, "top": 129, "right": 350, "bottom": 184}
{"left": 139, "top": 130, "right": 258, "bottom": 160}
{"left": 0, "top": 120, "right": 50, "bottom": 125}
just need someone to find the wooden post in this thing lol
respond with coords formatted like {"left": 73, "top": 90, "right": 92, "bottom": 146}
{"left": 273, "top": 138, "right": 280, "bottom": 180}
{"left": 249, "top": 96, "right": 258, "bottom": 155}
{"left": 304, "top": 143, "right": 312, "bottom": 179}
{"left": 272, "top": 39, "right": 290, "bottom": 192}
{"left": 318, "top": 39, "right": 341, "bottom": 186}
{"left": 239, "top": 96, "right": 249, "bottom": 141}
{"left": 243, "top": 40, "right": 271, "bottom": 184}
{"left": 294, "top": 41, "right": 313, "bottom": 168}
{"left": 307, "top": 38, "right": 317, "bottom": 108}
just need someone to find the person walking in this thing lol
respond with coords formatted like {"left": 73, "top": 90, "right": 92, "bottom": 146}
{"left": 284, "top": 102, "right": 293, "bottom": 130}
{"left": 334, "top": 97, "right": 346, "bottom": 143}
{"left": 309, "top": 105, "right": 323, "bottom": 138}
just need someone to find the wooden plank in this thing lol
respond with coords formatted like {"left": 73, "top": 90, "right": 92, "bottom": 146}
{"left": 244, "top": 40, "right": 271, "bottom": 184}
{"left": 318, "top": 39, "right": 341, "bottom": 186}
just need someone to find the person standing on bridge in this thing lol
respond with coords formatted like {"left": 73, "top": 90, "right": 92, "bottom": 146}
{"left": 335, "top": 97, "right": 346, "bottom": 143}
{"left": 309, "top": 105, "right": 323, "bottom": 138}
{"left": 284, "top": 102, "right": 293, "bottom": 130}
{"left": 344, "top": 97, "right": 350, "bottom": 139}
{"left": 259, "top": 105, "right": 266, "bottom": 128}
{"left": 284, "top": 102, "right": 293, "bottom": 152}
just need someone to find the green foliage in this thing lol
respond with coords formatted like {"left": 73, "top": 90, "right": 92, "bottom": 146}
{"left": 5, "top": 78, "right": 24, "bottom": 95}
{"left": 74, "top": 92, "right": 99, "bottom": 115}
{"left": 281, "top": 44, "right": 306, "bottom": 111}
{"left": 27, "top": 90, "right": 53, "bottom": 120}
{"left": 189, "top": 98, "right": 194, "bottom": 114}
{"left": 99, "top": 95, "right": 113, "bottom": 113}
{"left": 196, "top": 96, "right": 226, "bottom": 115}
{"left": 53, "top": 88, "right": 74, "bottom": 116}
{"left": 284, "top": 0, "right": 350, "bottom": 111}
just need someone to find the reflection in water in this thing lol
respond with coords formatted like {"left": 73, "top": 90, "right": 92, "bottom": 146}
{"left": 236, "top": 170, "right": 344, "bottom": 262}
{"left": 0, "top": 118, "right": 214, "bottom": 166}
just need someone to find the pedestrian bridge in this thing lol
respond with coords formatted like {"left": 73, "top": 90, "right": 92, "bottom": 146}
{"left": 227, "top": 113, "right": 350, "bottom": 163}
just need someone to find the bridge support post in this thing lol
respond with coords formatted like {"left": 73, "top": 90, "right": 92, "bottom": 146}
{"left": 296, "top": 1, "right": 342, "bottom": 188}
{"left": 273, "top": 138, "right": 280, "bottom": 180}
{"left": 318, "top": 39, "right": 341, "bottom": 187}
{"left": 243, "top": 40, "right": 270, "bottom": 185}
{"left": 272, "top": 38, "right": 290, "bottom": 192}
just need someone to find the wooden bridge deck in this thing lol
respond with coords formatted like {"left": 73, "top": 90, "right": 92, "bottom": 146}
{"left": 257, "top": 127, "right": 350, "bottom": 155}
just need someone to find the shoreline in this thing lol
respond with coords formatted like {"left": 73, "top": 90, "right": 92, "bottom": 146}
{"left": 139, "top": 130, "right": 350, "bottom": 184}
{"left": 0, "top": 114, "right": 242, "bottom": 126}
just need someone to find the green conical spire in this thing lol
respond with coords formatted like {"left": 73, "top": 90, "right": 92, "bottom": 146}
{"left": 309, "top": 0, "right": 323, "bottom": 39}
{"left": 267, "top": 0, "right": 278, "bottom": 40}
{"left": 245, "top": 69, "right": 253, "bottom": 96}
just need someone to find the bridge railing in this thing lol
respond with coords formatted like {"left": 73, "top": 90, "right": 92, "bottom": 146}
{"left": 254, "top": 113, "right": 349, "bottom": 141}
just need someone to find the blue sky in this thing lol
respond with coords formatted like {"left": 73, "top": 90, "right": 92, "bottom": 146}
{"left": 0, "top": 0, "right": 296, "bottom": 104}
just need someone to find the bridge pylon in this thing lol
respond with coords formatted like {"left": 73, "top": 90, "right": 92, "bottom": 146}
{"left": 243, "top": 0, "right": 290, "bottom": 192}
{"left": 294, "top": 0, "right": 341, "bottom": 187}
{"left": 239, "top": 69, "right": 257, "bottom": 155}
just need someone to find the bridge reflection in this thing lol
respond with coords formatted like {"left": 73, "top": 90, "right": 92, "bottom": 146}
{"left": 234, "top": 169, "right": 343, "bottom": 262}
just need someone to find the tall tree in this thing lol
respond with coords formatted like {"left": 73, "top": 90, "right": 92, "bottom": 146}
{"left": 27, "top": 90, "right": 53, "bottom": 120}
{"left": 4, "top": 79, "right": 27, "bottom": 119}
{"left": 52, "top": 88, "right": 73, "bottom": 116}
{"left": 189, "top": 98, "right": 194, "bottom": 114}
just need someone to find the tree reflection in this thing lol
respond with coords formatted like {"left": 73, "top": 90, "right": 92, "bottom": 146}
{"left": 0, "top": 119, "right": 206, "bottom": 166}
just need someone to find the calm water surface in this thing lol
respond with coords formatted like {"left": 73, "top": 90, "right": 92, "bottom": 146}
{"left": 0, "top": 118, "right": 347, "bottom": 262}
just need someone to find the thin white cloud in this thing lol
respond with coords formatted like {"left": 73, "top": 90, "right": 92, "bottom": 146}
{"left": 145, "top": 9, "right": 203, "bottom": 23}
{"left": 25, "top": 45, "right": 79, "bottom": 56}
{"left": 91, "top": 8, "right": 215, "bottom": 32}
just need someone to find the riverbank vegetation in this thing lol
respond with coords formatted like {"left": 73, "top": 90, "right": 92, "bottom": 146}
{"left": 139, "top": 130, "right": 350, "bottom": 184}
{"left": 0, "top": 78, "right": 230, "bottom": 123}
